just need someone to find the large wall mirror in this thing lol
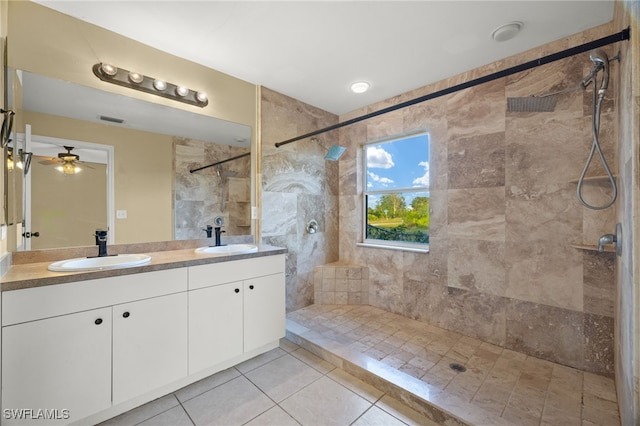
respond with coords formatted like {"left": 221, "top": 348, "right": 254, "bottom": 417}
{"left": 5, "top": 0, "right": 257, "bottom": 254}
{"left": 5, "top": 69, "right": 252, "bottom": 252}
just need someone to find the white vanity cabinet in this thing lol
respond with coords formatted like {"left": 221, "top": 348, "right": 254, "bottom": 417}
{"left": 112, "top": 292, "right": 188, "bottom": 404}
{"left": 244, "top": 274, "right": 286, "bottom": 352}
{"left": 187, "top": 254, "right": 286, "bottom": 375}
{"left": 2, "top": 307, "right": 112, "bottom": 425}
{"left": 188, "top": 281, "right": 244, "bottom": 374}
{"left": 1, "top": 268, "right": 187, "bottom": 425}
{"left": 0, "top": 252, "right": 286, "bottom": 425}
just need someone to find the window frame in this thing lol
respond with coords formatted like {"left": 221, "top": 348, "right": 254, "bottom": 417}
{"left": 360, "top": 130, "right": 430, "bottom": 252}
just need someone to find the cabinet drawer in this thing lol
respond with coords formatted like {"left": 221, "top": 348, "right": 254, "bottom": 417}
{"left": 3, "top": 268, "right": 188, "bottom": 326}
{"left": 188, "top": 254, "right": 285, "bottom": 290}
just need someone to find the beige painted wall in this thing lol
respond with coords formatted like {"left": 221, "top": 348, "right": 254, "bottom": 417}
{"left": 7, "top": 1, "right": 255, "bottom": 130}
{"left": 5, "top": 0, "right": 258, "bottom": 248}
{"left": 30, "top": 156, "right": 107, "bottom": 249}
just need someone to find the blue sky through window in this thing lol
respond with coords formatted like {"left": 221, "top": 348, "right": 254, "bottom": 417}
{"left": 365, "top": 133, "right": 429, "bottom": 207}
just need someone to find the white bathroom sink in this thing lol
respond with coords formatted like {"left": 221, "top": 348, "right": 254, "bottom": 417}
{"left": 195, "top": 244, "right": 258, "bottom": 255}
{"left": 48, "top": 254, "right": 152, "bottom": 272}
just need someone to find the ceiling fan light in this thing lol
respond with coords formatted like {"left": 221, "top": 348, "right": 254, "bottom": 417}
{"left": 57, "top": 162, "right": 81, "bottom": 175}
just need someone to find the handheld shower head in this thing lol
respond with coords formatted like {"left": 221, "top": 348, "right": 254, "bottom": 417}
{"left": 589, "top": 49, "right": 609, "bottom": 66}
{"left": 589, "top": 49, "right": 609, "bottom": 96}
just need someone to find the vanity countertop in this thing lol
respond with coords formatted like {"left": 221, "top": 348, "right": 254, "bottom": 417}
{"left": 0, "top": 244, "right": 287, "bottom": 292}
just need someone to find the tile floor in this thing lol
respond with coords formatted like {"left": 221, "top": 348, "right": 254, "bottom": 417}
{"left": 101, "top": 338, "right": 438, "bottom": 426}
{"left": 287, "top": 304, "right": 621, "bottom": 426}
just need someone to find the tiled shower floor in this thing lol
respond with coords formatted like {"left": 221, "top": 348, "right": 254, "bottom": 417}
{"left": 286, "top": 304, "right": 621, "bottom": 426}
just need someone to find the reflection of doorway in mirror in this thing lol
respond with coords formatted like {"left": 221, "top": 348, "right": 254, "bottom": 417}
{"left": 26, "top": 134, "right": 114, "bottom": 250}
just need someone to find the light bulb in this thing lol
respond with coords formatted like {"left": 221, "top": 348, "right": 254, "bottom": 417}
{"left": 196, "top": 91, "right": 208, "bottom": 103}
{"left": 128, "top": 71, "right": 144, "bottom": 83}
{"left": 175, "top": 86, "right": 189, "bottom": 97}
{"left": 101, "top": 63, "right": 118, "bottom": 76}
{"left": 153, "top": 80, "right": 167, "bottom": 91}
{"left": 57, "top": 162, "right": 81, "bottom": 175}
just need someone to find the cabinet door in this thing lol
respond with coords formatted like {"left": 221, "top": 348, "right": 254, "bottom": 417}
{"left": 189, "top": 281, "right": 243, "bottom": 374}
{"left": 2, "top": 307, "right": 112, "bottom": 425}
{"left": 112, "top": 292, "right": 187, "bottom": 404}
{"left": 244, "top": 273, "right": 285, "bottom": 353}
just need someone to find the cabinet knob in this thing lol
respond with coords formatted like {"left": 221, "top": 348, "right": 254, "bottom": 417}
{"left": 94, "top": 318, "right": 103, "bottom": 325}
{"left": 234, "top": 288, "right": 240, "bottom": 293}
{"left": 249, "top": 285, "right": 254, "bottom": 290}
{"left": 122, "top": 312, "right": 130, "bottom": 318}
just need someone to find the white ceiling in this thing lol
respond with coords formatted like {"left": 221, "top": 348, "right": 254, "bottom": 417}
{"left": 33, "top": 1, "right": 614, "bottom": 115}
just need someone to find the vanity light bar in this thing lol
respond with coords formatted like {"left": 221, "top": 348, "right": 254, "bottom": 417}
{"left": 92, "top": 63, "right": 208, "bottom": 108}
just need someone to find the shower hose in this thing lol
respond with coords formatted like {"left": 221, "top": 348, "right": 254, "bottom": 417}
{"left": 576, "top": 69, "right": 617, "bottom": 210}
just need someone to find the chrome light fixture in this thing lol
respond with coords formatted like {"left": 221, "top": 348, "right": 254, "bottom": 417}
{"left": 93, "top": 63, "right": 209, "bottom": 107}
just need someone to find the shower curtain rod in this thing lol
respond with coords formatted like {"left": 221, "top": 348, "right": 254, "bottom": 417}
{"left": 275, "top": 27, "right": 630, "bottom": 148}
{"left": 189, "top": 152, "right": 250, "bottom": 174}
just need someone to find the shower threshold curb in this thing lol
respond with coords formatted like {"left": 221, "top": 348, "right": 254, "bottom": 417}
{"left": 286, "top": 318, "right": 511, "bottom": 426}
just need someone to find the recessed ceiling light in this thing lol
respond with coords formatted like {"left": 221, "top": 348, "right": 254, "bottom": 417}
{"left": 492, "top": 21, "right": 523, "bottom": 42}
{"left": 350, "top": 81, "right": 370, "bottom": 94}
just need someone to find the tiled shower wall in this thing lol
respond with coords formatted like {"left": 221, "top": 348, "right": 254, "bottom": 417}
{"left": 259, "top": 24, "right": 622, "bottom": 376}
{"left": 336, "top": 23, "right": 618, "bottom": 376}
{"left": 260, "top": 88, "right": 340, "bottom": 311}
{"left": 174, "top": 137, "right": 251, "bottom": 240}
{"left": 613, "top": 1, "right": 639, "bottom": 423}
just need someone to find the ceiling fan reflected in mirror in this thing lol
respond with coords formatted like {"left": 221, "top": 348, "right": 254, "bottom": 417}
{"left": 39, "top": 145, "right": 92, "bottom": 175}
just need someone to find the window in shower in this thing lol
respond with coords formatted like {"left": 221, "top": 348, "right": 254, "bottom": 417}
{"left": 362, "top": 131, "right": 430, "bottom": 250}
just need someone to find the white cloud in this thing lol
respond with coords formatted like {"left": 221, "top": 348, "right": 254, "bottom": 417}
{"left": 368, "top": 171, "right": 394, "bottom": 185}
{"left": 367, "top": 146, "right": 394, "bottom": 169}
{"left": 412, "top": 161, "right": 429, "bottom": 187}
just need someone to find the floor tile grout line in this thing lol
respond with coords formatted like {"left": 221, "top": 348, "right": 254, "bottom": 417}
{"left": 172, "top": 367, "right": 243, "bottom": 405}
{"left": 131, "top": 394, "right": 185, "bottom": 426}
{"left": 173, "top": 395, "right": 197, "bottom": 426}
{"left": 239, "top": 352, "right": 329, "bottom": 423}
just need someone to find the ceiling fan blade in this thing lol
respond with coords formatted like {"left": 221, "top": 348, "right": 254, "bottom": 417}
{"left": 38, "top": 158, "right": 61, "bottom": 165}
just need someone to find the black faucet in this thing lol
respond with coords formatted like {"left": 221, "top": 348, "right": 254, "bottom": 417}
{"left": 95, "top": 229, "right": 108, "bottom": 257}
{"left": 203, "top": 225, "right": 213, "bottom": 238}
{"left": 214, "top": 226, "right": 225, "bottom": 247}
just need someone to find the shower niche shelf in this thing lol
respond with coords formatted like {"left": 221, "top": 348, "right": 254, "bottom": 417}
{"left": 568, "top": 175, "right": 617, "bottom": 184}
{"left": 570, "top": 243, "right": 615, "bottom": 253}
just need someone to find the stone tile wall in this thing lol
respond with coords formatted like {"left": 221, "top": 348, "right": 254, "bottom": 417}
{"left": 174, "top": 137, "right": 251, "bottom": 239}
{"left": 337, "top": 23, "right": 619, "bottom": 376}
{"left": 613, "top": 1, "right": 639, "bottom": 423}
{"left": 258, "top": 22, "right": 624, "bottom": 378}
{"left": 313, "top": 263, "right": 369, "bottom": 305}
{"left": 259, "top": 88, "right": 340, "bottom": 312}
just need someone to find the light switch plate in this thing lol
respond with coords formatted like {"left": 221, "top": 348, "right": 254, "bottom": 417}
{"left": 116, "top": 210, "right": 128, "bottom": 219}
{"left": 251, "top": 206, "right": 258, "bottom": 220}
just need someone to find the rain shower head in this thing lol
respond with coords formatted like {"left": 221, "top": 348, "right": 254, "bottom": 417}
{"left": 507, "top": 49, "right": 611, "bottom": 113}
